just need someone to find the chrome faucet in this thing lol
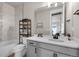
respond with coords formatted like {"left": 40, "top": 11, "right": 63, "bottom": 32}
{"left": 53, "top": 33, "right": 60, "bottom": 39}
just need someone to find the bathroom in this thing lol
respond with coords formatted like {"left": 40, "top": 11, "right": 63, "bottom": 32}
{"left": 0, "top": 1, "right": 79, "bottom": 57}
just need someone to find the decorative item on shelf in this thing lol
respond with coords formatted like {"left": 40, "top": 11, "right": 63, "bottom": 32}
{"left": 74, "top": 10, "right": 79, "bottom": 15}
{"left": 38, "top": 33, "right": 43, "bottom": 37}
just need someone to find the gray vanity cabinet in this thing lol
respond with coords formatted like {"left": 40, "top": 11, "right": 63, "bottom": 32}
{"left": 27, "top": 40, "right": 74, "bottom": 57}
{"left": 27, "top": 45, "right": 37, "bottom": 57}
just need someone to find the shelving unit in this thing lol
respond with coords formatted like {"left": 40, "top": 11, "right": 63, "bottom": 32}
{"left": 19, "top": 19, "right": 31, "bottom": 44}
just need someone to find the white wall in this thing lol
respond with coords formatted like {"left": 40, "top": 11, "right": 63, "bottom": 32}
{"left": 24, "top": 2, "right": 48, "bottom": 35}
{"left": 2, "top": 3, "right": 16, "bottom": 41}
{"left": 23, "top": 3, "right": 64, "bottom": 36}
{"left": 35, "top": 9, "right": 50, "bottom": 35}
{"left": 4, "top": 2, "right": 79, "bottom": 41}
{"left": 13, "top": 2, "right": 46, "bottom": 40}
{"left": 15, "top": 5, "right": 23, "bottom": 41}
{"left": 72, "top": 3, "right": 79, "bottom": 39}
{"left": 66, "top": 3, "right": 73, "bottom": 36}
{"left": 0, "top": 3, "right": 3, "bottom": 41}
{"left": 66, "top": 2, "right": 79, "bottom": 40}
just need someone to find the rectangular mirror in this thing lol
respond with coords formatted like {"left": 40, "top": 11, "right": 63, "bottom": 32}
{"left": 35, "top": 2, "right": 66, "bottom": 35}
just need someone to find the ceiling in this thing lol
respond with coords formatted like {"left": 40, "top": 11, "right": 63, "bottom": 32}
{"left": 6, "top": 2, "right": 44, "bottom": 7}
{"left": 6, "top": 2, "right": 63, "bottom": 9}
{"left": 6, "top": 2, "right": 24, "bottom": 7}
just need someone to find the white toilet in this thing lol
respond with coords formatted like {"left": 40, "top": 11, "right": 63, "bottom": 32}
{"left": 12, "top": 44, "right": 26, "bottom": 57}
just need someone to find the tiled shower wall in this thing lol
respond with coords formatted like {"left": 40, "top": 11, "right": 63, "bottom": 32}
{"left": 0, "top": 3, "right": 3, "bottom": 41}
{"left": 0, "top": 3, "right": 17, "bottom": 41}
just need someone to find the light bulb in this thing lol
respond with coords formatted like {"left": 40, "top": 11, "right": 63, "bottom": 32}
{"left": 47, "top": 2, "right": 52, "bottom": 7}
{"left": 48, "top": 3, "right": 51, "bottom": 7}
{"left": 62, "top": 2, "right": 65, "bottom": 4}
{"left": 55, "top": 3, "right": 57, "bottom": 7}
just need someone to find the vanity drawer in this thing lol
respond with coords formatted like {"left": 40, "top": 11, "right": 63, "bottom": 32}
{"left": 27, "top": 40, "right": 37, "bottom": 46}
{"left": 38, "top": 42, "right": 79, "bottom": 56}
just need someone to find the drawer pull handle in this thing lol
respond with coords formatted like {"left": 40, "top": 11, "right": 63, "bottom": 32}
{"left": 29, "top": 42, "right": 34, "bottom": 45}
{"left": 35, "top": 48, "right": 37, "bottom": 53}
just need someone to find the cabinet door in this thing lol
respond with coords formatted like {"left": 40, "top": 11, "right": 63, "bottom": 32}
{"left": 37, "top": 48, "right": 70, "bottom": 57}
{"left": 57, "top": 53, "right": 70, "bottom": 57}
{"left": 27, "top": 45, "right": 37, "bottom": 57}
{"left": 37, "top": 48, "right": 54, "bottom": 57}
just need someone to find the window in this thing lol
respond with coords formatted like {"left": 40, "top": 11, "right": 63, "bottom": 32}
{"left": 51, "top": 12, "right": 63, "bottom": 35}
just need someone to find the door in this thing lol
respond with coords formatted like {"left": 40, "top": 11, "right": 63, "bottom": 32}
{"left": 27, "top": 45, "right": 37, "bottom": 57}
{"left": 37, "top": 48, "right": 54, "bottom": 57}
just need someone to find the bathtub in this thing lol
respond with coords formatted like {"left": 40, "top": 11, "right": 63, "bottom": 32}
{"left": 12, "top": 44, "right": 26, "bottom": 57}
{"left": 0, "top": 40, "right": 18, "bottom": 57}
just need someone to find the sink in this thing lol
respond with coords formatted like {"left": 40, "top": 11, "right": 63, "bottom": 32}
{"left": 49, "top": 39, "right": 64, "bottom": 42}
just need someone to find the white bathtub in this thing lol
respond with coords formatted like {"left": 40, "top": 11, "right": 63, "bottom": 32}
{"left": 0, "top": 40, "right": 18, "bottom": 57}
{"left": 12, "top": 44, "right": 26, "bottom": 57}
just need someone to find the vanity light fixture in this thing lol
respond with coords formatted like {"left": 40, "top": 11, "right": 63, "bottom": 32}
{"left": 47, "top": 2, "right": 52, "bottom": 7}
{"left": 62, "top": 2, "right": 65, "bottom": 4}
{"left": 47, "top": 2, "right": 58, "bottom": 7}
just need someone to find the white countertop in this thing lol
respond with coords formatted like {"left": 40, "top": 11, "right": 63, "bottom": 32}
{"left": 26, "top": 35, "right": 79, "bottom": 49}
